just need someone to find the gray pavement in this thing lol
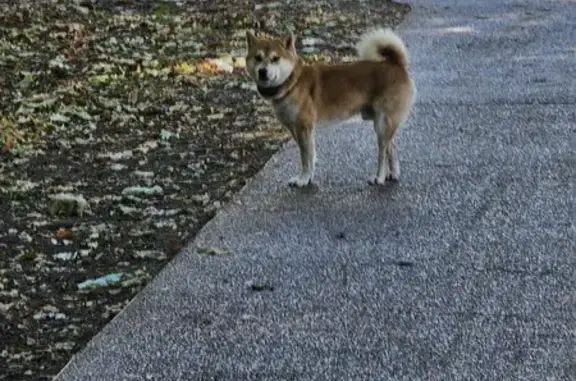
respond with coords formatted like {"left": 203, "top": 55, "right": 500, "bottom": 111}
{"left": 55, "top": 1, "right": 575, "bottom": 380}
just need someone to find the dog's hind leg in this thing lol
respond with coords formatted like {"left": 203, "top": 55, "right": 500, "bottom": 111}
{"left": 368, "top": 111, "right": 389, "bottom": 185}
{"left": 386, "top": 139, "right": 400, "bottom": 181}
{"left": 371, "top": 84, "right": 414, "bottom": 185}
{"left": 369, "top": 107, "right": 406, "bottom": 185}
{"left": 289, "top": 125, "right": 316, "bottom": 187}
{"left": 384, "top": 98, "right": 412, "bottom": 181}
{"left": 384, "top": 113, "right": 402, "bottom": 182}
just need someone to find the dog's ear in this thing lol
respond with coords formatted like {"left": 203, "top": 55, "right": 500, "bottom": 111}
{"left": 283, "top": 31, "right": 296, "bottom": 52}
{"left": 246, "top": 31, "right": 257, "bottom": 49}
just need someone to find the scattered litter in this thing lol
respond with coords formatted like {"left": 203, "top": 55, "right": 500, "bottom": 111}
{"left": 159, "top": 129, "right": 179, "bottom": 141}
{"left": 302, "top": 37, "right": 324, "bottom": 46}
{"left": 7, "top": 179, "right": 39, "bottom": 193}
{"left": 77, "top": 273, "right": 122, "bottom": 290}
{"left": 133, "top": 170, "right": 154, "bottom": 178}
{"left": 190, "top": 193, "right": 210, "bottom": 205}
{"left": 207, "top": 113, "right": 224, "bottom": 120}
{"left": 135, "top": 140, "right": 158, "bottom": 154}
{"left": 19, "top": 231, "right": 33, "bottom": 242}
{"left": 248, "top": 282, "right": 274, "bottom": 292}
{"left": 118, "top": 204, "right": 140, "bottom": 215}
{"left": 153, "top": 220, "right": 177, "bottom": 229}
{"left": 54, "top": 252, "right": 75, "bottom": 261}
{"left": 33, "top": 311, "right": 67, "bottom": 320}
{"left": 132, "top": 250, "right": 167, "bottom": 260}
{"left": 86, "top": 241, "right": 98, "bottom": 250}
{"left": 49, "top": 193, "right": 89, "bottom": 217}
{"left": 206, "top": 57, "right": 234, "bottom": 73}
{"left": 110, "top": 163, "right": 127, "bottom": 171}
{"left": 121, "top": 185, "right": 163, "bottom": 196}
{"left": 168, "top": 102, "right": 188, "bottom": 114}
{"left": 254, "top": 1, "right": 281, "bottom": 11}
{"left": 120, "top": 270, "right": 150, "bottom": 288}
{"left": 98, "top": 150, "right": 133, "bottom": 161}
{"left": 0, "top": 302, "right": 14, "bottom": 312}
{"left": 72, "top": 109, "right": 92, "bottom": 121}
{"left": 54, "top": 341, "right": 74, "bottom": 351}
{"left": 121, "top": 276, "right": 144, "bottom": 288}
{"left": 163, "top": 209, "right": 181, "bottom": 217}
{"left": 33, "top": 305, "right": 67, "bottom": 320}
{"left": 197, "top": 247, "right": 231, "bottom": 256}
{"left": 49, "top": 113, "right": 71, "bottom": 123}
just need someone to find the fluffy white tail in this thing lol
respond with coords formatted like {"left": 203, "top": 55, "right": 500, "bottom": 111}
{"left": 356, "top": 28, "right": 410, "bottom": 68}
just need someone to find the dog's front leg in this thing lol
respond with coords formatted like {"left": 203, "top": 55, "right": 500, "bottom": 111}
{"left": 289, "top": 125, "right": 316, "bottom": 187}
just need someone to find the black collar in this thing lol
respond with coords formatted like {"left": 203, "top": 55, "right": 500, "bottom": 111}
{"left": 256, "top": 73, "right": 294, "bottom": 101}
{"left": 257, "top": 84, "right": 283, "bottom": 98}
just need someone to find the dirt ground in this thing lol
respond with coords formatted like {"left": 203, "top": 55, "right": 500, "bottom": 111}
{"left": 0, "top": 1, "right": 411, "bottom": 379}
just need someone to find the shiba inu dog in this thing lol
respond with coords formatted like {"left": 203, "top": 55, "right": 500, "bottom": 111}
{"left": 245, "top": 28, "right": 415, "bottom": 187}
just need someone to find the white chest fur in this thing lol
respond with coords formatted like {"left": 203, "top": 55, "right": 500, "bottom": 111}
{"left": 272, "top": 100, "right": 301, "bottom": 131}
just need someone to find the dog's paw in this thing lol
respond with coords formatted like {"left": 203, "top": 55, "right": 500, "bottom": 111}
{"left": 368, "top": 177, "right": 387, "bottom": 186}
{"left": 386, "top": 173, "right": 399, "bottom": 182}
{"left": 288, "top": 176, "right": 312, "bottom": 188}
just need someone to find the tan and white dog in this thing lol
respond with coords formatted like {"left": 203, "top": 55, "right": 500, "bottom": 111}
{"left": 245, "top": 28, "right": 415, "bottom": 187}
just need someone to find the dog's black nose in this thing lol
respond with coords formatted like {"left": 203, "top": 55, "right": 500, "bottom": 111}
{"left": 258, "top": 68, "right": 268, "bottom": 80}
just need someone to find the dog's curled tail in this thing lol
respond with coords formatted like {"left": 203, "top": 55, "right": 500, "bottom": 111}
{"left": 356, "top": 28, "right": 409, "bottom": 69}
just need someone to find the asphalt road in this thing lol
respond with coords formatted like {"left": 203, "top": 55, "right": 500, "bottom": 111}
{"left": 55, "top": 1, "right": 575, "bottom": 380}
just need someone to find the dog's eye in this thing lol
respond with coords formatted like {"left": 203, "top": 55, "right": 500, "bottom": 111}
{"left": 254, "top": 55, "right": 263, "bottom": 62}
{"left": 271, "top": 56, "right": 280, "bottom": 63}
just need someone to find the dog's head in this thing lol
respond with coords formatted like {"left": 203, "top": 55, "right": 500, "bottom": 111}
{"left": 245, "top": 31, "right": 297, "bottom": 88}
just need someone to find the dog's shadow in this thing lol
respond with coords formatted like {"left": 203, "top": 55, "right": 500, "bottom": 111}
{"left": 288, "top": 179, "right": 401, "bottom": 198}
{"left": 288, "top": 181, "right": 322, "bottom": 195}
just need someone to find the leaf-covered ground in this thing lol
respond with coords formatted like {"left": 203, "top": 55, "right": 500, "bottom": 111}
{"left": 0, "top": 0, "right": 410, "bottom": 379}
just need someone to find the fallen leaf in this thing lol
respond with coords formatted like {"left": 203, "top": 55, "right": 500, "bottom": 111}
{"left": 55, "top": 229, "right": 73, "bottom": 240}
